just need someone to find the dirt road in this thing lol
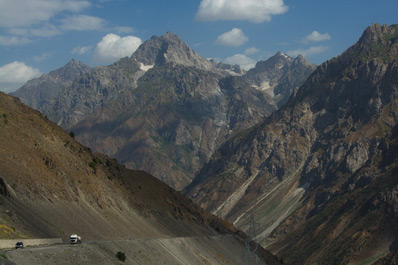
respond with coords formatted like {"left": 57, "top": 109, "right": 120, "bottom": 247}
{"left": 1, "top": 235, "right": 266, "bottom": 265}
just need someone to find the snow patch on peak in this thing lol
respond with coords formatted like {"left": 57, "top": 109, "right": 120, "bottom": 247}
{"left": 139, "top": 63, "right": 154, "bottom": 71}
{"left": 281, "top": 53, "right": 292, "bottom": 60}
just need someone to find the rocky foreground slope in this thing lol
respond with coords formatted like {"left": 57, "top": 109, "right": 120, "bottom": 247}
{"left": 185, "top": 23, "right": 398, "bottom": 264}
{"left": 0, "top": 92, "right": 282, "bottom": 264}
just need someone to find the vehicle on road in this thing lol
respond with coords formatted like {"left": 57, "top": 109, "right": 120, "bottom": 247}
{"left": 69, "top": 234, "right": 81, "bottom": 244}
{"left": 15, "top": 242, "right": 24, "bottom": 249}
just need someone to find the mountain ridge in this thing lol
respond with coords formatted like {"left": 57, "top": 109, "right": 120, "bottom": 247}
{"left": 185, "top": 23, "right": 398, "bottom": 264}
{"left": 11, "top": 31, "right": 315, "bottom": 190}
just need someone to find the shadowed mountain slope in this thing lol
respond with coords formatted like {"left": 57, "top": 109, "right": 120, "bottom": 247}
{"left": 0, "top": 91, "right": 283, "bottom": 264}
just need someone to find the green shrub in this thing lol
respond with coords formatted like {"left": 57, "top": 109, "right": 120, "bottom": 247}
{"left": 116, "top": 251, "right": 126, "bottom": 262}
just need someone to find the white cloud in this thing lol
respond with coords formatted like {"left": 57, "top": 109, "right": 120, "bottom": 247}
{"left": 71, "top": 45, "right": 92, "bottom": 55}
{"left": 302, "top": 31, "right": 331, "bottom": 43}
{"left": 245, "top": 47, "right": 260, "bottom": 55}
{"left": 93, "top": 33, "right": 142, "bottom": 65}
{"left": 60, "top": 15, "right": 106, "bottom": 31}
{"left": 7, "top": 24, "right": 61, "bottom": 38}
{"left": 0, "top": 35, "right": 32, "bottom": 46}
{"left": 215, "top": 28, "right": 248, "bottom": 47}
{"left": 33, "top": 52, "right": 52, "bottom": 62}
{"left": 0, "top": 0, "right": 90, "bottom": 28}
{"left": 196, "top": 0, "right": 288, "bottom": 23}
{"left": 0, "top": 61, "right": 42, "bottom": 93}
{"left": 30, "top": 24, "right": 61, "bottom": 37}
{"left": 287, "top": 46, "right": 328, "bottom": 58}
{"left": 224, "top": 54, "right": 256, "bottom": 70}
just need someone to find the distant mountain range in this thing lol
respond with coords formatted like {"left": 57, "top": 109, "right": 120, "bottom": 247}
{"left": 12, "top": 32, "right": 315, "bottom": 190}
{"left": 185, "top": 23, "right": 398, "bottom": 264}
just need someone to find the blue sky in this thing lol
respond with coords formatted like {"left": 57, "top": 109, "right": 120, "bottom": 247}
{"left": 0, "top": 0, "right": 397, "bottom": 93}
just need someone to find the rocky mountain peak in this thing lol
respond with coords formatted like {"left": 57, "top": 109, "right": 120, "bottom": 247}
{"left": 254, "top": 51, "right": 292, "bottom": 71}
{"left": 331, "top": 23, "right": 398, "bottom": 68}
{"left": 54, "top": 59, "right": 91, "bottom": 81}
{"left": 131, "top": 31, "right": 214, "bottom": 71}
{"left": 359, "top": 23, "right": 398, "bottom": 46}
{"left": 292, "top": 54, "right": 308, "bottom": 65}
{"left": 162, "top": 31, "right": 181, "bottom": 41}
{"left": 11, "top": 59, "right": 91, "bottom": 109}
{"left": 242, "top": 51, "right": 315, "bottom": 106}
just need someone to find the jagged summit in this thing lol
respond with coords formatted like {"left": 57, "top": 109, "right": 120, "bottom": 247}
{"left": 292, "top": 23, "right": 398, "bottom": 107}
{"left": 316, "top": 23, "right": 398, "bottom": 72}
{"left": 11, "top": 59, "right": 91, "bottom": 109}
{"left": 253, "top": 51, "right": 292, "bottom": 72}
{"left": 131, "top": 31, "right": 214, "bottom": 71}
{"left": 359, "top": 23, "right": 398, "bottom": 46}
{"left": 243, "top": 51, "right": 316, "bottom": 106}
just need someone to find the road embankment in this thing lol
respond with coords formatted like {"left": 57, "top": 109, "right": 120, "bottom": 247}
{"left": 0, "top": 238, "right": 62, "bottom": 249}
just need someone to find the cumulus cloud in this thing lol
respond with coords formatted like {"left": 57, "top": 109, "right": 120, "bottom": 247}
{"left": 245, "top": 47, "right": 260, "bottom": 55}
{"left": 302, "top": 31, "right": 331, "bottom": 43}
{"left": 0, "top": 0, "right": 90, "bottom": 28}
{"left": 0, "top": 61, "right": 42, "bottom": 93}
{"left": 93, "top": 33, "right": 142, "bottom": 65}
{"left": 60, "top": 15, "right": 106, "bottom": 31}
{"left": 215, "top": 28, "right": 248, "bottom": 47}
{"left": 287, "top": 46, "right": 328, "bottom": 58}
{"left": 224, "top": 54, "right": 256, "bottom": 70}
{"left": 71, "top": 45, "right": 92, "bottom": 55}
{"left": 196, "top": 0, "right": 288, "bottom": 23}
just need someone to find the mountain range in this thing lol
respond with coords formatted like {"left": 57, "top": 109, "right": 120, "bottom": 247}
{"left": 12, "top": 32, "right": 315, "bottom": 190}
{"left": 185, "top": 23, "right": 398, "bottom": 264}
{"left": 5, "top": 22, "right": 398, "bottom": 264}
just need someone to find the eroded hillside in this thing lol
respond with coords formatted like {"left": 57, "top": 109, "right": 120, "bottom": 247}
{"left": 0, "top": 91, "right": 284, "bottom": 264}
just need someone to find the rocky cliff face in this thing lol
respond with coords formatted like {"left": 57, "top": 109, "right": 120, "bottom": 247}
{"left": 185, "top": 24, "right": 398, "bottom": 264}
{"left": 71, "top": 63, "right": 276, "bottom": 189}
{"left": 42, "top": 57, "right": 142, "bottom": 127}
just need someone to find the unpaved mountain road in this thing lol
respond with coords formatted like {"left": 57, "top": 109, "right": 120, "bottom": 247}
{"left": 1, "top": 235, "right": 267, "bottom": 265}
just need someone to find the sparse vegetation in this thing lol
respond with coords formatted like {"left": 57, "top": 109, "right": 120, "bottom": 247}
{"left": 116, "top": 251, "right": 126, "bottom": 262}
{"left": 89, "top": 157, "right": 101, "bottom": 173}
{"left": 69, "top": 131, "right": 75, "bottom": 138}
